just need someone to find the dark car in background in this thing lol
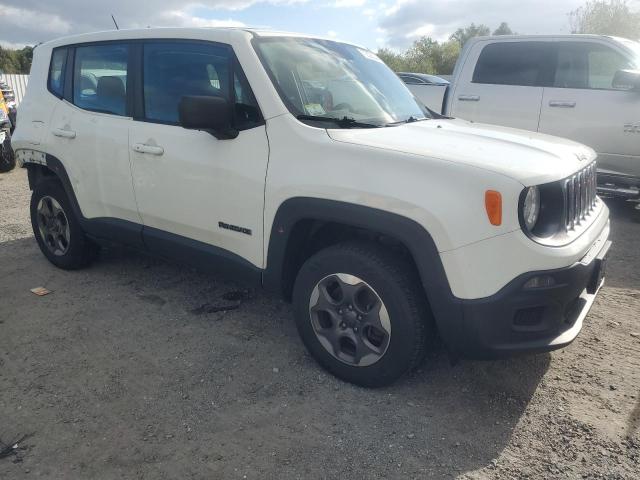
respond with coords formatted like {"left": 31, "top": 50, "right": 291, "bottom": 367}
{"left": 398, "top": 72, "right": 450, "bottom": 113}
{"left": 398, "top": 72, "right": 450, "bottom": 86}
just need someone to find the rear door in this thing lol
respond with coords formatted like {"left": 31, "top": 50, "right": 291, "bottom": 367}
{"left": 450, "top": 41, "right": 555, "bottom": 131}
{"left": 538, "top": 40, "right": 640, "bottom": 178}
{"left": 47, "top": 42, "right": 141, "bottom": 226}
{"left": 128, "top": 40, "right": 268, "bottom": 268}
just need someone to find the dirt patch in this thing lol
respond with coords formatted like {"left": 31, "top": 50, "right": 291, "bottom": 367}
{"left": 1, "top": 167, "right": 639, "bottom": 478}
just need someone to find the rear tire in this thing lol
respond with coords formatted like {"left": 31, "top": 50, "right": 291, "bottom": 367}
{"left": 30, "top": 179, "right": 99, "bottom": 269}
{"left": 0, "top": 134, "right": 15, "bottom": 172}
{"left": 292, "top": 241, "right": 434, "bottom": 387}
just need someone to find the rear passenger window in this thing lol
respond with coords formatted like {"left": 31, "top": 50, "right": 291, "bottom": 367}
{"left": 73, "top": 44, "right": 128, "bottom": 116}
{"left": 143, "top": 42, "right": 262, "bottom": 128}
{"left": 473, "top": 42, "right": 554, "bottom": 87}
{"left": 48, "top": 48, "right": 67, "bottom": 97}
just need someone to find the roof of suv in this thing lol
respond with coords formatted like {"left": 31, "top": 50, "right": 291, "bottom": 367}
{"left": 39, "top": 27, "right": 347, "bottom": 49}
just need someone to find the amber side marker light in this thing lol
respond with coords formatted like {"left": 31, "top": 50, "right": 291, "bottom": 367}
{"left": 485, "top": 190, "right": 502, "bottom": 226}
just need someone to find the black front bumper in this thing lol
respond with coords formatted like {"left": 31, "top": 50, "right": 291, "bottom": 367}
{"left": 432, "top": 239, "right": 611, "bottom": 360}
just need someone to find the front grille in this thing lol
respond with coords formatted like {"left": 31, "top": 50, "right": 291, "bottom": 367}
{"left": 563, "top": 162, "right": 598, "bottom": 231}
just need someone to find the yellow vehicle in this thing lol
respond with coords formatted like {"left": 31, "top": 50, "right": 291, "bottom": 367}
{"left": 0, "top": 90, "right": 8, "bottom": 119}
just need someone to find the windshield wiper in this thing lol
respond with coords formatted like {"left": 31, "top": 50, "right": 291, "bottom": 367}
{"left": 385, "top": 116, "right": 430, "bottom": 126}
{"left": 296, "top": 115, "right": 381, "bottom": 129}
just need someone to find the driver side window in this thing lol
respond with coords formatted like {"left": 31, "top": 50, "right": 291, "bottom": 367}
{"left": 554, "top": 42, "right": 633, "bottom": 90}
{"left": 142, "top": 42, "right": 262, "bottom": 129}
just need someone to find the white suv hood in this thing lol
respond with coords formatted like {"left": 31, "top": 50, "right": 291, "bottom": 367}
{"left": 327, "top": 118, "right": 596, "bottom": 186}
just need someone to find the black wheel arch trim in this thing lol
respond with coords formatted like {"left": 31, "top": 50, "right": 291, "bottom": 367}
{"left": 262, "top": 197, "right": 465, "bottom": 339}
{"left": 27, "top": 154, "right": 145, "bottom": 248}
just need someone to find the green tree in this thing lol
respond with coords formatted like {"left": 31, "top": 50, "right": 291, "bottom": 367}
{"left": 437, "top": 40, "right": 462, "bottom": 74}
{"left": 376, "top": 22, "right": 513, "bottom": 75}
{"left": 570, "top": 0, "right": 640, "bottom": 38}
{"left": 493, "top": 22, "right": 514, "bottom": 36}
{"left": 0, "top": 47, "right": 18, "bottom": 73}
{"left": 16, "top": 47, "right": 34, "bottom": 73}
{"left": 450, "top": 23, "right": 491, "bottom": 48}
{"left": 0, "top": 46, "right": 33, "bottom": 74}
{"left": 405, "top": 37, "right": 439, "bottom": 73}
{"left": 376, "top": 48, "right": 408, "bottom": 72}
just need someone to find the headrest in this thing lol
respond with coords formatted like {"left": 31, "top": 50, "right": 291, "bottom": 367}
{"left": 97, "top": 76, "right": 125, "bottom": 99}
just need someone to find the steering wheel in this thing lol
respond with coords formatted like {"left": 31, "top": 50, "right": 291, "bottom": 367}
{"left": 333, "top": 102, "right": 354, "bottom": 112}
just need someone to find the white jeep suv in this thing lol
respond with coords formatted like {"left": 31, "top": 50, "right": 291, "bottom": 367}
{"left": 13, "top": 28, "right": 611, "bottom": 387}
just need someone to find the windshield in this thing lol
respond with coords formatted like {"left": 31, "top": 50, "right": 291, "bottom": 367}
{"left": 253, "top": 37, "right": 429, "bottom": 127}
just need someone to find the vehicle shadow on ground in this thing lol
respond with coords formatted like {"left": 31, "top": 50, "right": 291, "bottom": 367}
{"left": 602, "top": 198, "right": 640, "bottom": 291}
{"left": 627, "top": 397, "right": 640, "bottom": 440}
{"left": 136, "top": 244, "right": 547, "bottom": 474}
{"left": 1, "top": 237, "right": 550, "bottom": 477}
{"left": 390, "top": 346, "right": 550, "bottom": 473}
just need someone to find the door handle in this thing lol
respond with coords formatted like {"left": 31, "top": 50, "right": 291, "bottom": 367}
{"left": 52, "top": 128, "right": 76, "bottom": 139}
{"left": 132, "top": 143, "right": 164, "bottom": 156}
{"left": 458, "top": 95, "right": 480, "bottom": 102}
{"left": 549, "top": 101, "right": 576, "bottom": 108}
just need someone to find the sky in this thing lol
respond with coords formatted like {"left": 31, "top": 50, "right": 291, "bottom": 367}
{"left": 0, "top": 0, "right": 633, "bottom": 51}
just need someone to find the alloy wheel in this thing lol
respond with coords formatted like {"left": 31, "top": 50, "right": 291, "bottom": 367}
{"left": 308, "top": 273, "right": 391, "bottom": 367}
{"left": 36, "top": 195, "right": 71, "bottom": 256}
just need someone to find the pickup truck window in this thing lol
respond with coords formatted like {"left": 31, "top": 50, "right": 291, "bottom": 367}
{"left": 619, "top": 39, "right": 640, "bottom": 66}
{"left": 473, "top": 42, "right": 555, "bottom": 87}
{"left": 73, "top": 44, "right": 129, "bottom": 116}
{"left": 253, "top": 37, "right": 428, "bottom": 127}
{"left": 554, "top": 42, "right": 634, "bottom": 90}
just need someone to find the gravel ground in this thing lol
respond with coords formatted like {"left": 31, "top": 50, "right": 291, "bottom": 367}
{"left": 1, "top": 166, "right": 639, "bottom": 479}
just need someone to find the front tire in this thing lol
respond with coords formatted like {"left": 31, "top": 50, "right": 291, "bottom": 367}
{"left": 30, "top": 180, "right": 99, "bottom": 269}
{"left": 292, "top": 242, "right": 434, "bottom": 387}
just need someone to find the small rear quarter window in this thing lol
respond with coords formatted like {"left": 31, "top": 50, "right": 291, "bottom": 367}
{"left": 48, "top": 48, "right": 67, "bottom": 97}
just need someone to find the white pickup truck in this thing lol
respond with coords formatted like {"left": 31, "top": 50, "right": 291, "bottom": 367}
{"left": 405, "top": 35, "right": 640, "bottom": 198}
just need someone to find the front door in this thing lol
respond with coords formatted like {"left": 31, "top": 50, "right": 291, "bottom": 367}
{"left": 129, "top": 41, "right": 268, "bottom": 268}
{"left": 450, "top": 40, "right": 555, "bottom": 131}
{"left": 538, "top": 40, "right": 640, "bottom": 178}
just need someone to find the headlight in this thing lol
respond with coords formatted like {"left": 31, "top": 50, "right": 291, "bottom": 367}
{"left": 522, "top": 186, "right": 540, "bottom": 231}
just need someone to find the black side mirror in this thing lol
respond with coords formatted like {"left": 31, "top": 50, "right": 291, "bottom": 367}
{"left": 178, "top": 95, "right": 238, "bottom": 140}
{"left": 612, "top": 69, "right": 640, "bottom": 91}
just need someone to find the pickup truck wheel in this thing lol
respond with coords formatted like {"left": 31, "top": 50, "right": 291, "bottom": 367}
{"left": 292, "top": 242, "right": 433, "bottom": 387}
{"left": 30, "top": 180, "right": 99, "bottom": 269}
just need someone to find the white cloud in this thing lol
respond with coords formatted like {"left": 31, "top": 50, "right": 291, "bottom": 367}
{"left": 363, "top": 8, "right": 376, "bottom": 18}
{"left": 0, "top": 41, "right": 30, "bottom": 49}
{"left": 384, "top": 0, "right": 411, "bottom": 16}
{"left": 331, "top": 0, "right": 366, "bottom": 6}
{"left": 158, "top": 10, "right": 247, "bottom": 28}
{"left": 327, "top": 30, "right": 338, "bottom": 38}
{"left": 0, "top": 0, "right": 302, "bottom": 45}
{"left": 1, "top": 0, "right": 633, "bottom": 51}
{"left": 407, "top": 24, "right": 435, "bottom": 39}
{"left": 378, "top": 0, "right": 588, "bottom": 47}
{"left": 0, "top": 5, "right": 72, "bottom": 35}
